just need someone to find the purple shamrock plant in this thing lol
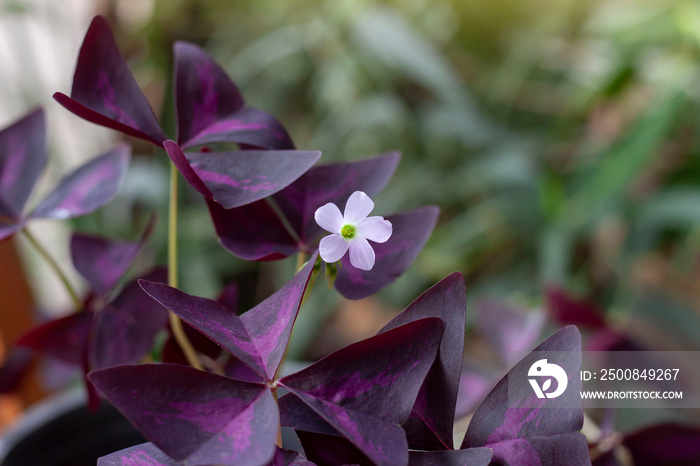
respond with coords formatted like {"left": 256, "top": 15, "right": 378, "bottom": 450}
{"left": 84, "top": 270, "right": 590, "bottom": 466}
{"left": 0, "top": 107, "right": 130, "bottom": 310}
{"left": 0, "top": 13, "right": 598, "bottom": 466}
{"left": 54, "top": 16, "right": 320, "bottom": 211}
{"left": 4, "top": 220, "right": 169, "bottom": 409}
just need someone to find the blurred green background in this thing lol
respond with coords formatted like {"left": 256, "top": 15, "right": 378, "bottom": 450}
{"left": 3, "top": 0, "right": 700, "bottom": 435}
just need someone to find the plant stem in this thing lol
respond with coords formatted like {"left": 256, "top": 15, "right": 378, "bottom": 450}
{"left": 296, "top": 251, "right": 307, "bottom": 271}
{"left": 21, "top": 228, "right": 82, "bottom": 311}
{"left": 271, "top": 387, "right": 283, "bottom": 448}
{"left": 167, "top": 163, "right": 203, "bottom": 371}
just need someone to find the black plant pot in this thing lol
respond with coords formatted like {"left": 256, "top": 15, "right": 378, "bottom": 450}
{"left": 0, "top": 389, "right": 145, "bottom": 466}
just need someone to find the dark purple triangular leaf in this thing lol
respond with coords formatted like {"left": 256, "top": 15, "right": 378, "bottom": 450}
{"left": 173, "top": 41, "right": 244, "bottom": 147}
{"left": 187, "top": 148, "right": 321, "bottom": 208}
{"left": 97, "top": 442, "right": 180, "bottom": 465}
{"left": 296, "top": 431, "right": 373, "bottom": 466}
{"left": 53, "top": 16, "right": 165, "bottom": 146}
{"left": 0, "top": 108, "right": 46, "bottom": 219}
{"left": 279, "top": 319, "right": 444, "bottom": 465}
{"left": 139, "top": 281, "right": 264, "bottom": 376}
{"left": 30, "top": 144, "right": 130, "bottom": 219}
{"left": 238, "top": 251, "right": 317, "bottom": 380}
{"left": 408, "top": 448, "right": 493, "bottom": 466}
{"left": 546, "top": 287, "right": 606, "bottom": 329}
{"left": 267, "top": 447, "right": 317, "bottom": 466}
{"left": 274, "top": 151, "right": 401, "bottom": 245}
{"left": 378, "top": 273, "right": 466, "bottom": 450}
{"left": 16, "top": 312, "right": 93, "bottom": 366}
{"left": 89, "top": 364, "right": 278, "bottom": 465}
{"left": 162, "top": 140, "right": 213, "bottom": 200}
{"left": 284, "top": 391, "right": 408, "bottom": 466}
{"left": 140, "top": 253, "right": 316, "bottom": 381}
{"left": 488, "top": 433, "right": 590, "bottom": 465}
{"left": 0, "top": 348, "right": 34, "bottom": 393}
{"left": 476, "top": 300, "right": 545, "bottom": 363}
{"left": 278, "top": 394, "right": 339, "bottom": 437}
{"left": 208, "top": 198, "right": 299, "bottom": 261}
{"left": 461, "top": 326, "right": 583, "bottom": 451}
{"left": 70, "top": 215, "right": 155, "bottom": 297}
{"left": 181, "top": 106, "right": 295, "bottom": 150}
{"left": 623, "top": 423, "right": 700, "bottom": 465}
{"left": 91, "top": 268, "right": 169, "bottom": 369}
{"left": 334, "top": 206, "right": 439, "bottom": 300}
{"left": 280, "top": 318, "right": 443, "bottom": 423}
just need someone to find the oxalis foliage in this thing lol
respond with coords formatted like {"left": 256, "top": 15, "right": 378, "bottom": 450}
{"left": 0, "top": 16, "right": 595, "bottom": 466}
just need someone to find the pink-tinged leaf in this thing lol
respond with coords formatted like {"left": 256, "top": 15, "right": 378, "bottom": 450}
{"left": 408, "top": 448, "right": 493, "bottom": 466}
{"left": 30, "top": 145, "right": 130, "bottom": 219}
{"left": 91, "top": 268, "right": 169, "bottom": 370}
{"left": 54, "top": 16, "right": 165, "bottom": 146}
{"left": 279, "top": 319, "right": 444, "bottom": 466}
{"left": 97, "top": 442, "right": 180, "bottom": 466}
{"left": 461, "top": 326, "right": 584, "bottom": 462}
{"left": 546, "top": 287, "right": 606, "bottom": 329}
{"left": 334, "top": 206, "right": 439, "bottom": 300}
{"left": 70, "top": 215, "right": 156, "bottom": 296}
{"left": 88, "top": 364, "right": 278, "bottom": 466}
{"left": 378, "top": 273, "right": 466, "bottom": 450}
{"left": 0, "top": 348, "right": 34, "bottom": 393}
{"left": 476, "top": 300, "right": 545, "bottom": 363}
{"left": 16, "top": 312, "right": 93, "bottom": 366}
{"left": 139, "top": 253, "right": 316, "bottom": 381}
{"left": 181, "top": 106, "right": 295, "bottom": 151}
{"left": 0, "top": 108, "right": 46, "bottom": 219}
{"left": 488, "top": 433, "right": 590, "bottom": 466}
{"left": 207, "top": 199, "right": 299, "bottom": 261}
{"left": 186, "top": 149, "right": 321, "bottom": 208}
{"left": 623, "top": 423, "right": 700, "bottom": 465}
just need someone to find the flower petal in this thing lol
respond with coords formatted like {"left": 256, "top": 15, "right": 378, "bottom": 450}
{"left": 319, "top": 234, "right": 349, "bottom": 263}
{"left": 315, "top": 203, "right": 344, "bottom": 233}
{"left": 348, "top": 237, "right": 375, "bottom": 270}
{"left": 357, "top": 216, "right": 392, "bottom": 243}
{"left": 344, "top": 191, "right": 374, "bottom": 224}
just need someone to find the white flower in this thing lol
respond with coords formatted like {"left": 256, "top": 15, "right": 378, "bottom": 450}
{"left": 314, "top": 191, "right": 392, "bottom": 271}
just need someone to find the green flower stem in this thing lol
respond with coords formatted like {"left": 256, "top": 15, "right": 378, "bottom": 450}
{"left": 21, "top": 228, "right": 83, "bottom": 311}
{"left": 168, "top": 163, "right": 203, "bottom": 371}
